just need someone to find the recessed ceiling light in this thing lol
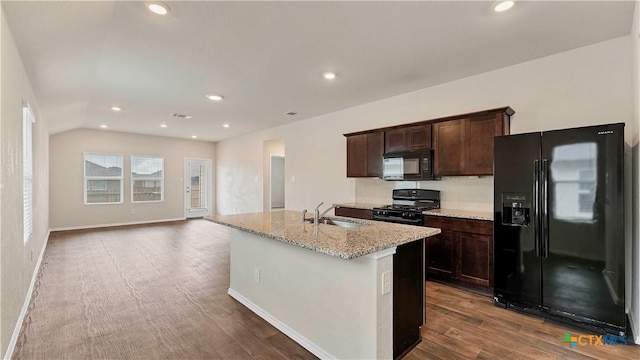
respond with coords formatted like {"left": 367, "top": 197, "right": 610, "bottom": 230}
{"left": 100, "top": 124, "right": 108, "bottom": 129}
{"left": 160, "top": 123, "right": 168, "bottom": 128}
{"left": 222, "top": 123, "right": 230, "bottom": 128}
{"left": 191, "top": 135, "right": 198, "bottom": 139}
{"left": 494, "top": 1, "right": 514, "bottom": 12}
{"left": 185, "top": 115, "right": 193, "bottom": 119}
{"left": 322, "top": 72, "right": 336, "bottom": 80}
{"left": 111, "top": 106, "right": 121, "bottom": 111}
{"left": 148, "top": 3, "right": 169, "bottom": 15}
{"left": 207, "top": 94, "right": 224, "bottom": 101}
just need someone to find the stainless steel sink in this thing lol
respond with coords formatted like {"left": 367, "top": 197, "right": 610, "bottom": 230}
{"left": 306, "top": 218, "right": 370, "bottom": 228}
{"left": 322, "top": 219, "right": 370, "bottom": 228}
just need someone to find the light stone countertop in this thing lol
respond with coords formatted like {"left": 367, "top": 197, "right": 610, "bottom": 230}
{"left": 207, "top": 211, "right": 440, "bottom": 260}
{"left": 422, "top": 209, "right": 493, "bottom": 221}
{"left": 333, "top": 203, "right": 493, "bottom": 221}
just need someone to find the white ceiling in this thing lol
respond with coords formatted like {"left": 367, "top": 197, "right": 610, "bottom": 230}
{"left": 2, "top": 1, "right": 635, "bottom": 142}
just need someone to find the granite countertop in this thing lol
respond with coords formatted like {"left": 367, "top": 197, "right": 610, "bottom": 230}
{"left": 422, "top": 209, "right": 493, "bottom": 221}
{"left": 334, "top": 202, "right": 493, "bottom": 221}
{"left": 207, "top": 211, "right": 440, "bottom": 260}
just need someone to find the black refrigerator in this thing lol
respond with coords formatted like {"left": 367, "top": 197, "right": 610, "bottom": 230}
{"left": 493, "top": 123, "right": 626, "bottom": 335}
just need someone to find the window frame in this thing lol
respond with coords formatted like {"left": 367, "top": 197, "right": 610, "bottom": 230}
{"left": 131, "top": 155, "right": 164, "bottom": 203}
{"left": 83, "top": 152, "right": 124, "bottom": 205}
{"left": 23, "top": 101, "right": 35, "bottom": 243}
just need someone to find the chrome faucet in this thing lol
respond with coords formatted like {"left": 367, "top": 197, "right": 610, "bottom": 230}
{"left": 319, "top": 204, "right": 338, "bottom": 220}
{"left": 314, "top": 202, "right": 324, "bottom": 225}
{"left": 301, "top": 209, "right": 308, "bottom": 223}
{"left": 313, "top": 203, "right": 338, "bottom": 225}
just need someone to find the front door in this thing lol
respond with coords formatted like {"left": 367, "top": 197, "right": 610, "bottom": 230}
{"left": 185, "top": 158, "right": 212, "bottom": 218}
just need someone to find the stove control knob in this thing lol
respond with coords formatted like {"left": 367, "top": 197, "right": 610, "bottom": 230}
{"left": 402, "top": 212, "right": 407, "bottom": 218}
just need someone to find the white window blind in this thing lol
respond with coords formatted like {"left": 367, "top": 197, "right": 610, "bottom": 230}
{"left": 131, "top": 156, "right": 164, "bottom": 202}
{"left": 23, "top": 102, "right": 35, "bottom": 243}
{"left": 84, "top": 153, "right": 124, "bottom": 204}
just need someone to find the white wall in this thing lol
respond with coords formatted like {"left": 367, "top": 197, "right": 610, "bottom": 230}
{"left": 49, "top": 129, "right": 215, "bottom": 229}
{"left": 217, "top": 36, "right": 633, "bottom": 215}
{"left": 1, "top": 8, "right": 50, "bottom": 357}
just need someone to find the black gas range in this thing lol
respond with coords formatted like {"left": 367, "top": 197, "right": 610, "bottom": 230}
{"left": 373, "top": 189, "right": 440, "bottom": 225}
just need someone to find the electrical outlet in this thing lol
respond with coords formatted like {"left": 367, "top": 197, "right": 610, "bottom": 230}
{"left": 291, "top": 176, "right": 296, "bottom": 183}
{"left": 254, "top": 268, "right": 261, "bottom": 284}
{"left": 382, "top": 271, "right": 391, "bottom": 295}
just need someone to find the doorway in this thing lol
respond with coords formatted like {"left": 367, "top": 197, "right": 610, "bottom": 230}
{"left": 184, "top": 158, "right": 212, "bottom": 218}
{"left": 263, "top": 139, "right": 285, "bottom": 212}
{"left": 270, "top": 155, "right": 285, "bottom": 209}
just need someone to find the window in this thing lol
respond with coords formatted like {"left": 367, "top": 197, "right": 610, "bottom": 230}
{"left": 23, "top": 102, "right": 35, "bottom": 243}
{"left": 84, "top": 153, "right": 123, "bottom": 204}
{"left": 131, "top": 156, "right": 164, "bottom": 202}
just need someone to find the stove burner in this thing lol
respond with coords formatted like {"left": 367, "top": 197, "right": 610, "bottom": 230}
{"left": 372, "top": 188, "right": 440, "bottom": 225}
{"left": 376, "top": 204, "right": 439, "bottom": 212}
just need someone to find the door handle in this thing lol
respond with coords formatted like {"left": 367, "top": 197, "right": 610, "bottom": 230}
{"left": 542, "top": 159, "right": 550, "bottom": 258}
{"left": 533, "top": 160, "right": 540, "bottom": 257}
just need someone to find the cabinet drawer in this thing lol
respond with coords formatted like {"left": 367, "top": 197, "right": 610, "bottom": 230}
{"left": 424, "top": 216, "right": 492, "bottom": 236}
{"left": 335, "top": 207, "right": 374, "bottom": 220}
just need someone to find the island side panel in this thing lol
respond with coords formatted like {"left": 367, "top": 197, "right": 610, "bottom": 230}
{"left": 228, "top": 228, "right": 393, "bottom": 359}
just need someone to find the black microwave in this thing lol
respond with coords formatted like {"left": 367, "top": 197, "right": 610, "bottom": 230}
{"left": 382, "top": 149, "right": 435, "bottom": 181}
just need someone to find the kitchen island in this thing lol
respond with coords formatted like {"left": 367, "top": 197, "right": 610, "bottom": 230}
{"left": 208, "top": 211, "right": 440, "bottom": 359}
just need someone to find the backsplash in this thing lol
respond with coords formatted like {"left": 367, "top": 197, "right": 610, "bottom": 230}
{"left": 355, "top": 177, "right": 493, "bottom": 212}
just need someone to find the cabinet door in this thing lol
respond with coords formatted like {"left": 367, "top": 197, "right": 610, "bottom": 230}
{"left": 457, "top": 232, "right": 493, "bottom": 287}
{"left": 465, "top": 114, "right": 499, "bottom": 175}
{"left": 346, "top": 134, "right": 366, "bottom": 177}
{"left": 385, "top": 128, "right": 408, "bottom": 152}
{"left": 334, "top": 207, "right": 373, "bottom": 220}
{"left": 393, "top": 240, "right": 425, "bottom": 358}
{"left": 366, "top": 131, "right": 384, "bottom": 177}
{"left": 425, "top": 230, "right": 455, "bottom": 280}
{"left": 433, "top": 119, "right": 465, "bottom": 176}
{"left": 408, "top": 124, "right": 431, "bottom": 149}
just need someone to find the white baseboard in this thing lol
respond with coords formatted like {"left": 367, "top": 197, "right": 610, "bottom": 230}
{"left": 50, "top": 218, "right": 187, "bottom": 232}
{"left": 227, "top": 288, "right": 334, "bottom": 359}
{"left": 4, "top": 229, "right": 50, "bottom": 360}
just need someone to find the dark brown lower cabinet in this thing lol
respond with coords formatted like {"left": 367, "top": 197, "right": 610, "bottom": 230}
{"left": 425, "top": 230, "right": 455, "bottom": 280}
{"left": 393, "top": 239, "right": 424, "bottom": 359}
{"left": 424, "top": 216, "right": 493, "bottom": 294}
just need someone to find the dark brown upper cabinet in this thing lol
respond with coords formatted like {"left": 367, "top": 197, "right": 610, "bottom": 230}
{"left": 384, "top": 124, "right": 432, "bottom": 153}
{"left": 345, "top": 107, "right": 513, "bottom": 178}
{"left": 433, "top": 109, "right": 512, "bottom": 176}
{"left": 346, "top": 131, "right": 384, "bottom": 177}
{"left": 433, "top": 119, "right": 466, "bottom": 176}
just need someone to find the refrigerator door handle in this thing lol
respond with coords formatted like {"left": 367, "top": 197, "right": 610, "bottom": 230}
{"left": 542, "top": 159, "right": 550, "bottom": 258}
{"left": 533, "top": 159, "right": 540, "bottom": 257}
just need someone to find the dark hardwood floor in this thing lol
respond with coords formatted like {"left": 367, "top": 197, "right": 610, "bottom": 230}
{"left": 11, "top": 219, "right": 640, "bottom": 359}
